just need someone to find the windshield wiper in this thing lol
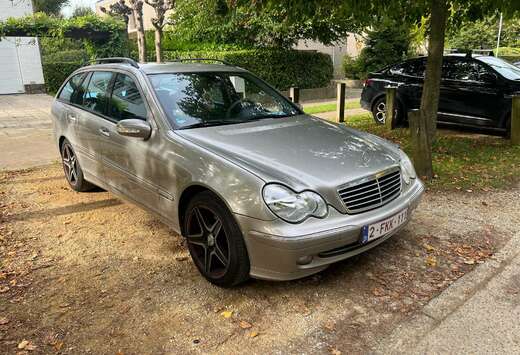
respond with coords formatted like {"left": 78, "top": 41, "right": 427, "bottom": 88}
{"left": 179, "top": 120, "right": 245, "bottom": 129}
{"left": 252, "top": 113, "right": 293, "bottom": 120}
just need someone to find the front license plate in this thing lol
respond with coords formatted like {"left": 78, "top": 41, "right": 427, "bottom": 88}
{"left": 362, "top": 209, "right": 408, "bottom": 243}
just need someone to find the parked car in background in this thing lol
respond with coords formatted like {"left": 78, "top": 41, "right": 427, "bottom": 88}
{"left": 361, "top": 54, "right": 520, "bottom": 135}
{"left": 51, "top": 58, "right": 424, "bottom": 287}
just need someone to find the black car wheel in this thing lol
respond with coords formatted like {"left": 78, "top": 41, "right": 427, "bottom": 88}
{"left": 371, "top": 96, "right": 402, "bottom": 127}
{"left": 60, "top": 139, "right": 95, "bottom": 192}
{"left": 184, "top": 191, "right": 250, "bottom": 287}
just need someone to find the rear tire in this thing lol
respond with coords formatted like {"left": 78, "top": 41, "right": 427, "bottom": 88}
{"left": 60, "top": 139, "right": 96, "bottom": 192}
{"left": 371, "top": 96, "right": 403, "bottom": 128}
{"left": 183, "top": 191, "right": 250, "bottom": 287}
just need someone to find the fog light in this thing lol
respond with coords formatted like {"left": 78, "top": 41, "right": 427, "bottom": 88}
{"left": 297, "top": 255, "right": 313, "bottom": 265}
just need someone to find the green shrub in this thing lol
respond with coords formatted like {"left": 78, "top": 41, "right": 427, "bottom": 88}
{"left": 43, "top": 49, "right": 89, "bottom": 63}
{"left": 342, "top": 20, "right": 412, "bottom": 80}
{"left": 157, "top": 49, "right": 333, "bottom": 90}
{"left": 42, "top": 61, "right": 83, "bottom": 94}
{"left": 342, "top": 55, "right": 364, "bottom": 80}
{"left": 499, "top": 55, "right": 520, "bottom": 64}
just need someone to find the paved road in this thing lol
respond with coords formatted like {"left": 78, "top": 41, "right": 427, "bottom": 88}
{"left": 0, "top": 94, "right": 58, "bottom": 170}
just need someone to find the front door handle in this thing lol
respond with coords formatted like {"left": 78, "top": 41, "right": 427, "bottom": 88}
{"left": 99, "top": 127, "right": 110, "bottom": 137}
{"left": 66, "top": 112, "right": 77, "bottom": 121}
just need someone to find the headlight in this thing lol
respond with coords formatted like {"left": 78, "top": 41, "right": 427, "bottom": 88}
{"left": 262, "top": 184, "right": 328, "bottom": 223}
{"left": 399, "top": 151, "right": 416, "bottom": 185}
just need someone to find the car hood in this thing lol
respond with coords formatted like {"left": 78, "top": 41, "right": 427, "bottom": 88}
{"left": 176, "top": 115, "right": 401, "bottom": 213}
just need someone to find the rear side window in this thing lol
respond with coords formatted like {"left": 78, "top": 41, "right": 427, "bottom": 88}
{"left": 442, "top": 59, "right": 489, "bottom": 82}
{"left": 389, "top": 59, "right": 425, "bottom": 77}
{"left": 109, "top": 74, "right": 147, "bottom": 121}
{"left": 83, "top": 71, "right": 113, "bottom": 115}
{"left": 58, "top": 73, "right": 87, "bottom": 103}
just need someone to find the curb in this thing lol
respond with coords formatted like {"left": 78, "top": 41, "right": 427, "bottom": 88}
{"left": 374, "top": 232, "right": 520, "bottom": 354}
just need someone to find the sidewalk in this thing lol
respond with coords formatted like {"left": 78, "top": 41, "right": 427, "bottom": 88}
{"left": 376, "top": 232, "right": 520, "bottom": 354}
{"left": 0, "top": 94, "right": 58, "bottom": 170}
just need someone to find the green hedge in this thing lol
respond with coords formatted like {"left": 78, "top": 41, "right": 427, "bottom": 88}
{"left": 157, "top": 49, "right": 333, "bottom": 90}
{"left": 43, "top": 49, "right": 90, "bottom": 63}
{"left": 42, "top": 61, "right": 83, "bottom": 94}
{"left": 42, "top": 49, "right": 332, "bottom": 94}
{"left": 499, "top": 55, "right": 520, "bottom": 64}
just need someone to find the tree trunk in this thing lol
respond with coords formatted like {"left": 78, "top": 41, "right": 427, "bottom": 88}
{"left": 132, "top": 3, "right": 147, "bottom": 63}
{"left": 421, "top": 0, "right": 448, "bottom": 142}
{"left": 155, "top": 28, "right": 162, "bottom": 63}
{"left": 412, "top": 0, "right": 448, "bottom": 180}
{"left": 409, "top": 111, "right": 433, "bottom": 179}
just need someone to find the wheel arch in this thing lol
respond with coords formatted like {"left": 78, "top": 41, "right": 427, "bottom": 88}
{"left": 58, "top": 135, "right": 67, "bottom": 150}
{"left": 177, "top": 184, "right": 230, "bottom": 236}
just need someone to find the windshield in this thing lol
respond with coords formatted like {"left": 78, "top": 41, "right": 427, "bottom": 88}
{"left": 148, "top": 72, "right": 300, "bottom": 129}
{"left": 477, "top": 56, "right": 520, "bottom": 80}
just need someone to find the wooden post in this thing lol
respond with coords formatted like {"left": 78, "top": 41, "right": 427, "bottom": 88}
{"left": 289, "top": 87, "right": 300, "bottom": 104}
{"left": 511, "top": 94, "right": 520, "bottom": 145}
{"left": 409, "top": 110, "right": 433, "bottom": 180}
{"left": 336, "top": 82, "right": 346, "bottom": 123}
{"left": 385, "top": 86, "right": 396, "bottom": 130}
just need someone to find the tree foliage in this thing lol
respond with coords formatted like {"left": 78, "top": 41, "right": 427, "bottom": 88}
{"left": 447, "top": 14, "right": 520, "bottom": 50}
{"left": 33, "top": 0, "right": 70, "bottom": 16}
{"left": 72, "top": 6, "right": 95, "bottom": 18}
{"left": 0, "top": 12, "right": 128, "bottom": 59}
{"left": 170, "top": 0, "right": 358, "bottom": 48}
{"left": 343, "top": 19, "right": 413, "bottom": 79}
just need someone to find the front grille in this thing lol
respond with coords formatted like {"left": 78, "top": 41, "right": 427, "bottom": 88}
{"left": 338, "top": 167, "right": 402, "bottom": 214}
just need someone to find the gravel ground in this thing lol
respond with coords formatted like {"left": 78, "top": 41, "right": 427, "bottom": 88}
{"left": 0, "top": 165, "right": 518, "bottom": 354}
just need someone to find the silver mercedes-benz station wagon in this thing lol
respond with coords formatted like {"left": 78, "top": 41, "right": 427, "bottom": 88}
{"left": 52, "top": 58, "right": 424, "bottom": 287}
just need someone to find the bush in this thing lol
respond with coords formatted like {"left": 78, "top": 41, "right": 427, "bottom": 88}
{"left": 342, "top": 55, "right": 364, "bottom": 80}
{"left": 42, "top": 61, "right": 82, "bottom": 94}
{"left": 43, "top": 49, "right": 89, "bottom": 63}
{"left": 157, "top": 49, "right": 333, "bottom": 90}
{"left": 342, "top": 20, "right": 412, "bottom": 80}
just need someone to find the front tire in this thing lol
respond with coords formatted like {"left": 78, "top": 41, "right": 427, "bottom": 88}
{"left": 184, "top": 191, "right": 250, "bottom": 287}
{"left": 60, "top": 139, "right": 95, "bottom": 192}
{"left": 371, "top": 96, "right": 402, "bottom": 128}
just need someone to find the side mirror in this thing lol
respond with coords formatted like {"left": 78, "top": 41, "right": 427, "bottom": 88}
{"left": 116, "top": 119, "right": 152, "bottom": 140}
{"left": 479, "top": 72, "right": 497, "bottom": 83}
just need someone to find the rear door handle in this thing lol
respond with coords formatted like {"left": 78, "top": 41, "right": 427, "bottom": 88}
{"left": 99, "top": 127, "right": 110, "bottom": 137}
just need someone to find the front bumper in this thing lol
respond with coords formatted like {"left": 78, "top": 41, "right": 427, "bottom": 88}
{"left": 235, "top": 179, "right": 424, "bottom": 281}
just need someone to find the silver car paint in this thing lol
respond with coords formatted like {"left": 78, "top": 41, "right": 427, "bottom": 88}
{"left": 52, "top": 62, "right": 424, "bottom": 281}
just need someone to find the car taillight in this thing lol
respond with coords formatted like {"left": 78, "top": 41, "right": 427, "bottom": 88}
{"left": 363, "top": 79, "right": 373, "bottom": 87}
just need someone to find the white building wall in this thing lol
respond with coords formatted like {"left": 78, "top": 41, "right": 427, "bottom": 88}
{"left": 0, "top": 0, "right": 45, "bottom": 93}
{"left": 295, "top": 34, "right": 364, "bottom": 79}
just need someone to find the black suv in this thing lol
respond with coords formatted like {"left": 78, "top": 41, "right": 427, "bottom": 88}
{"left": 360, "top": 54, "right": 520, "bottom": 134}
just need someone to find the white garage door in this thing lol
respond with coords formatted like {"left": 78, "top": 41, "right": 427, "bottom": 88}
{"left": 0, "top": 39, "right": 24, "bottom": 94}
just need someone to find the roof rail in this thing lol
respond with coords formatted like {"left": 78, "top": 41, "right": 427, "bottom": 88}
{"left": 170, "top": 58, "right": 232, "bottom": 66}
{"left": 92, "top": 57, "right": 139, "bottom": 68}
